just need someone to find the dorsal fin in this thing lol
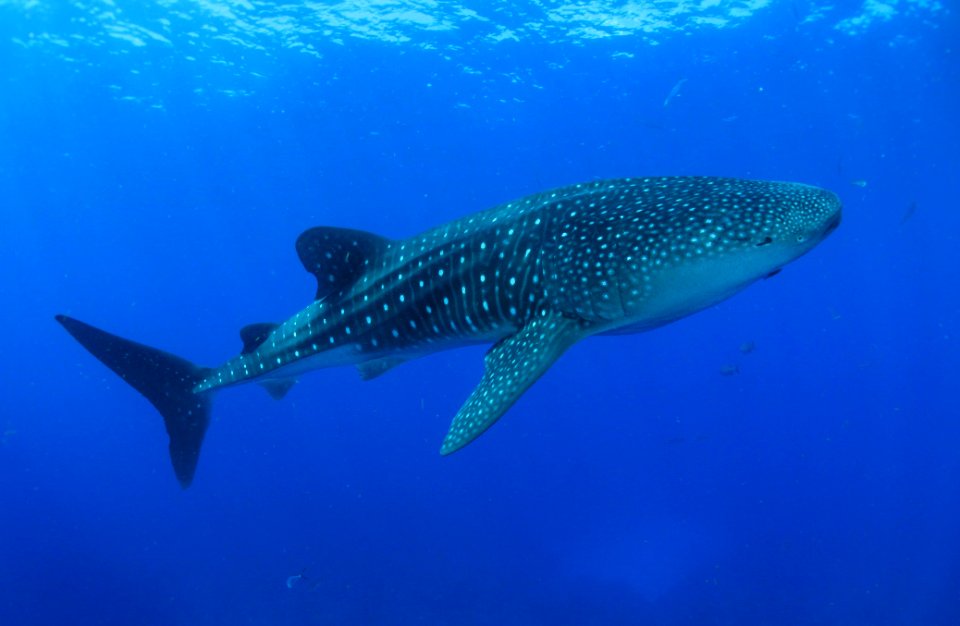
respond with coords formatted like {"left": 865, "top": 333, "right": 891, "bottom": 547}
{"left": 239, "top": 322, "right": 279, "bottom": 355}
{"left": 295, "top": 227, "right": 392, "bottom": 301}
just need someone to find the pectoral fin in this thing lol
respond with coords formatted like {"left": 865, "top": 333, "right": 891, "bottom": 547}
{"left": 440, "top": 310, "right": 588, "bottom": 455}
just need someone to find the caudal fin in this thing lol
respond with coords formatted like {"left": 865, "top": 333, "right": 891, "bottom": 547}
{"left": 56, "top": 315, "right": 213, "bottom": 488}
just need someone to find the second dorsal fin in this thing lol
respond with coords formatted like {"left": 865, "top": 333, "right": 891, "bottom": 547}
{"left": 295, "top": 227, "right": 392, "bottom": 301}
{"left": 239, "top": 322, "right": 279, "bottom": 355}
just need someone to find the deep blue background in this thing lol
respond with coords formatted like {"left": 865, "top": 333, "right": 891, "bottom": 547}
{"left": 1, "top": 2, "right": 958, "bottom": 624}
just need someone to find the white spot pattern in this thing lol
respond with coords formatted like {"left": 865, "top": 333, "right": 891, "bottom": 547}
{"left": 192, "top": 176, "right": 840, "bottom": 460}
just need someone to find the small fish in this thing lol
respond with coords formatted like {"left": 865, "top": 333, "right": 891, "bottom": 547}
{"left": 739, "top": 341, "right": 756, "bottom": 355}
{"left": 663, "top": 78, "right": 687, "bottom": 107}
{"left": 851, "top": 179, "right": 868, "bottom": 188}
{"left": 286, "top": 569, "right": 307, "bottom": 589}
{"left": 719, "top": 364, "right": 740, "bottom": 376}
{"left": 900, "top": 201, "right": 917, "bottom": 225}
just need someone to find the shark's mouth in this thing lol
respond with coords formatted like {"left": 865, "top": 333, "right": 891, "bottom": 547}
{"left": 823, "top": 211, "right": 842, "bottom": 236}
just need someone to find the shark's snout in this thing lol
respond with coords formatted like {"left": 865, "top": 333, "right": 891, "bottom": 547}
{"left": 822, "top": 206, "right": 842, "bottom": 237}
{"left": 786, "top": 185, "right": 842, "bottom": 249}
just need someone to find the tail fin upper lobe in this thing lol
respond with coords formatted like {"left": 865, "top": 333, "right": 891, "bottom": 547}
{"left": 56, "top": 315, "right": 213, "bottom": 488}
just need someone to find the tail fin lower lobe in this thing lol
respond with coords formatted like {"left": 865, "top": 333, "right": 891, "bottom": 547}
{"left": 56, "top": 315, "right": 213, "bottom": 488}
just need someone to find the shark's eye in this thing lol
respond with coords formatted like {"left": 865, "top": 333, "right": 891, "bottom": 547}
{"left": 755, "top": 236, "right": 773, "bottom": 247}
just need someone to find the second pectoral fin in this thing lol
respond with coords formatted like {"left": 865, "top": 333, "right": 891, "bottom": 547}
{"left": 440, "top": 310, "right": 589, "bottom": 455}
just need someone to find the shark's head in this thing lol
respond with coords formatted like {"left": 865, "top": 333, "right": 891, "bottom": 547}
{"left": 750, "top": 180, "right": 842, "bottom": 258}
{"left": 608, "top": 177, "right": 842, "bottom": 329}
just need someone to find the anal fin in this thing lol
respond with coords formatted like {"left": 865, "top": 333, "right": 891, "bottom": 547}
{"left": 356, "top": 356, "right": 408, "bottom": 381}
{"left": 259, "top": 379, "right": 297, "bottom": 400}
{"left": 440, "top": 310, "right": 588, "bottom": 455}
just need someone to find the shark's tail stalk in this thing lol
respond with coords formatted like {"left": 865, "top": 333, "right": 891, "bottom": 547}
{"left": 56, "top": 315, "right": 213, "bottom": 488}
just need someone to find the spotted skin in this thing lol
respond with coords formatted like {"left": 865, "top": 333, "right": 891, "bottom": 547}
{"left": 57, "top": 176, "right": 841, "bottom": 486}
{"left": 441, "top": 310, "right": 587, "bottom": 454}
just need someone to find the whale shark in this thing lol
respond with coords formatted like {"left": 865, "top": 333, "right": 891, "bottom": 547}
{"left": 57, "top": 176, "right": 841, "bottom": 487}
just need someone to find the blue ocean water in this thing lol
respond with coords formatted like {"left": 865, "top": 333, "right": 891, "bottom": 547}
{"left": 1, "top": 1, "right": 958, "bottom": 624}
